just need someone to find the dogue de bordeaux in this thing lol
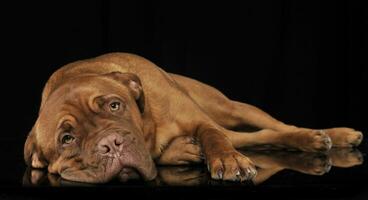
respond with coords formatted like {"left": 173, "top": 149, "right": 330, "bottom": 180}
{"left": 24, "top": 53, "right": 363, "bottom": 183}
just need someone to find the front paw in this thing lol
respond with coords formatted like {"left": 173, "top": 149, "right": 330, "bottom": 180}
{"left": 158, "top": 136, "right": 202, "bottom": 165}
{"left": 207, "top": 151, "right": 257, "bottom": 182}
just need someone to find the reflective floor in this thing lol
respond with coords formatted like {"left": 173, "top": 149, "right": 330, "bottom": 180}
{"left": 23, "top": 148, "right": 364, "bottom": 186}
{"left": 1, "top": 136, "right": 367, "bottom": 200}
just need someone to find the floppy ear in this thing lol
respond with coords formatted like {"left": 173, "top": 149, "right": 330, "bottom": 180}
{"left": 105, "top": 72, "right": 145, "bottom": 113}
{"left": 24, "top": 127, "right": 47, "bottom": 168}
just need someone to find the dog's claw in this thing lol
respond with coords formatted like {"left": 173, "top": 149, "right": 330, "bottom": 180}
{"left": 217, "top": 169, "right": 223, "bottom": 179}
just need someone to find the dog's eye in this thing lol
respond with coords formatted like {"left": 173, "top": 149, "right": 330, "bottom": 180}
{"left": 61, "top": 134, "right": 75, "bottom": 145}
{"left": 109, "top": 101, "right": 121, "bottom": 111}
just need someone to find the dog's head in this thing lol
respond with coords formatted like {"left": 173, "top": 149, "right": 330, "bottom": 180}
{"left": 24, "top": 72, "right": 157, "bottom": 183}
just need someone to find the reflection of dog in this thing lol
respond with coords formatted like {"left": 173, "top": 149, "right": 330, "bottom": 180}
{"left": 24, "top": 53, "right": 363, "bottom": 183}
{"left": 242, "top": 148, "right": 363, "bottom": 185}
{"left": 23, "top": 148, "right": 363, "bottom": 186}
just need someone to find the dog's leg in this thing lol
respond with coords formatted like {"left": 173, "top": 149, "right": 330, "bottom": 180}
{"left": 225, "top": 128, "right": 332, "bottom": 152}
{"left": 171, "top": 74, "right": 294, "bottom": 131}
{"left": 171, "top": 74, "right": 363, "bottom": 147}
{"left": 196, "top": 124, "right": 257, "bottom": 181}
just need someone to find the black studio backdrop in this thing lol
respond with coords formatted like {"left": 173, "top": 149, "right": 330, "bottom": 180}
{"left": 0, "top": 0, "right": 367, "bottom": 155}
{"left": 0, "top": 2, "right": 368, "bottom": 199}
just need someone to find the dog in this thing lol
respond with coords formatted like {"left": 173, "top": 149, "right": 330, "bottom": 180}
{"left": 24, "top": 53, "right": 363, "bottom": 183}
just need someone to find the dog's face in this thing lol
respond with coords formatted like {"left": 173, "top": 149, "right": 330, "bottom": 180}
{"left": 24, "top": 72, "right": 157, "bottom": 183}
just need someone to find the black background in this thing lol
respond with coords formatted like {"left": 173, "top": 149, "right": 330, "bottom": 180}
{"left": 0, "top": 0, "right": 367, "bottom": 199}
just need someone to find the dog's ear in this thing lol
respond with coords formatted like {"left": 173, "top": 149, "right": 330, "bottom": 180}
{"left": 24, "top": 127, "right": 47, "bottom": 168}
{"left": 105, "top": 72, "right": 145, "bottom": 113}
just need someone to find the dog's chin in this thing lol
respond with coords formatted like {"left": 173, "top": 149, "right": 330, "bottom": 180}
{"left": 117, "top": 167, "right": 141, "bottom": 182}
{"left": 104, "top": 154, "right": 157, "bottom": 183}
{"left": 60, "top": 147, "right": 157, "bottom": 183}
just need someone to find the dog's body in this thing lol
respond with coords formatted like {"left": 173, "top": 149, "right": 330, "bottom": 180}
{"left": 24, "top": 53, "right": 363, "bottom": 183}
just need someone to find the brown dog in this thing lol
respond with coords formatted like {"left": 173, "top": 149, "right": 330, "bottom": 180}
{"left": 24, "top": 53, "right": 363, "bottom": 183}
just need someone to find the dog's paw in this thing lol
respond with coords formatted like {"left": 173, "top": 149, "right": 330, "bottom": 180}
{"left": 323, "top": 128, "right": 363, "bottom": 147}
{"left": 207, "top": 151, "right": 257, "bottom": 181}
{"left": 293, "top": 130, "right": 332, "bottom": 152}
{"left": 299, "top": 153, "right": 332, "bottom": 175}
{"left": 158, "top": 136, "right": 202, "bottom": 165}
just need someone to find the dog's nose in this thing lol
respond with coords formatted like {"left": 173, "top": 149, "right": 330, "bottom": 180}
{"left": 97, "top": 134, "right": 124, "bottom": 155}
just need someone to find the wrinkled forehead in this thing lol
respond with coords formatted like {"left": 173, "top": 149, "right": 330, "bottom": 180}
{"left": 46, "top": 76, "right": 130, "bottom": 107}
{"left": 54, "top": 76, "right": 130, "bottom": 98}
{"left": 37, "top": 76, "right": 130, "bottom": 128}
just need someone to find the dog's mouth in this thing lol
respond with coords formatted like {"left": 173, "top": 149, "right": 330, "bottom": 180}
{"left": 60, "top": 145, "right": 157, "bottom": 183}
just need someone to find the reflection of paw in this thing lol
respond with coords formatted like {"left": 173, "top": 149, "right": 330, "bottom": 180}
{"left": 324, "top": 128, "right": 363, "bottom": 147}
{"left": 282, "top": 152, "right": 332, "bottom": 176}
{"left": 296, "top": 130, "right": 332, "bottom": 152}
{"left": 158, "top": 166, "right": 206, "bottom": 186}
{"left": 158, "top": 136, "right": 202, "bottom": 165}
{"left": 30, "top": 169, "right": 47, "bottom": 185}
{"left": 329, "top": 148, "right": 364, "bottom": 168}
{"left": 23, "top": 168, "right": 62, "bottom": 187}
{"left": 302, "top": 154, "right": 332, "bottom": 175}
{"left": 207, "top": 151, "right": 257, "bottom": 181}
